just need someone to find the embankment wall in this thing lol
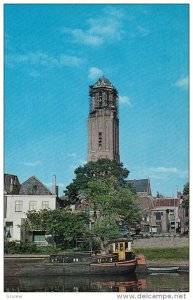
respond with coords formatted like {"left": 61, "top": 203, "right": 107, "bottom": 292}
{"left": 132, "top": 236, "right": 189, "bottom": 248}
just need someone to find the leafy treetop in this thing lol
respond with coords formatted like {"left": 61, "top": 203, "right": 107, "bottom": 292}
{"left": 81, "top": 176, "right": 140, "bottom": 250}
{"left": 65, "top": 158, "right": 129, "bottom": 203}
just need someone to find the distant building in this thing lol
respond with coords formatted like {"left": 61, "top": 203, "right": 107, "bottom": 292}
{"left": 4, "top": 175, "right": 58, "bottom": 242}
{"left": 153, "top": 197, "right": 181, "bottom": 233}
{"left": 126, "top": 179, "right": 155, "bottom": 232}
{"left": 4, "top": 174, "right": 21, "bottom": 219}
{"left": 126, "top": 179, "right": 152, "bottom": 196}
{"left": 150, "top": 208, "right": 169, "bottom": 234}
{"left": 4, "top": 174, "right": 21, "bottom": 195}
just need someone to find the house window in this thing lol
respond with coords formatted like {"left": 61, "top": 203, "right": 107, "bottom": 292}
{"left": 5, "top": 222, "right": 13, "bottom": 238}
{"left": 42, "top": 201, "right": 49, "bottom": 209}
{"left": 15, "top": 200, "right": 23, "bottom": 212}
{"left": 29, "top": 201, "right": 37, "bottom": 211}
{"left": 98, "top": 132, "right": 102, "bottom": 147}
{"left": 155, "top": 212, "right": 161, "bottom": 220}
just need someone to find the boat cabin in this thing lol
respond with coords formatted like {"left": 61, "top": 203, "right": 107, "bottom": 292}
{"left": 108, "top": 238, "right": 135, "bottom": 261}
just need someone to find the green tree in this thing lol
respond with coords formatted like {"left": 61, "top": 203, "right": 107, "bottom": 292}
{"left": 65, "top": 158, "right": 129, "bottom": 203}
{"left": 21, "top": 209, "right": 89, "bottom": 248}
{"left": 82, "top": 176, "right": 140, "bottom": 251}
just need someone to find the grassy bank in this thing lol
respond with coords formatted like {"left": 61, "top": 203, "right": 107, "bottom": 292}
{"left": 134, "top": 246, "right": 189, "bottom": 260}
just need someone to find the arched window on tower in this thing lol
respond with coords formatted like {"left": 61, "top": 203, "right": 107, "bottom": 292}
{"left": 92, "top": 95, "right": 95, "bottom": 110}
{"left": 111, "top": 93, "right": 115, "bottom": 108}
{"left": 99, "top": 92, "right": 102, "bottom": 107}
{"left": 109, "top": 93, "right": 113, "bottom": 107}
{"left": 106, "top": 91, "right": 109, "bottom": 107}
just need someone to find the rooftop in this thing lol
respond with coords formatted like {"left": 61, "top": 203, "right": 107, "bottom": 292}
{"left": 19, "top": 176, "right": 52, "bottom": 195}
{"left": 92, "top": 76, "right": 115, "bottom": 89}
{"left": 155, "top": 197, "right": 180, "bottom": 207}
{"left": 4, "top": 174, "right": 21, "bottom": 194}
{"left": 126, "top": 179, "right": 151, "bottom": 195}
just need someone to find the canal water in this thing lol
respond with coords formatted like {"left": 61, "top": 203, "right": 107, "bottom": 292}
{"left": 4, "top": 273, "right": 189, "bottom": 292}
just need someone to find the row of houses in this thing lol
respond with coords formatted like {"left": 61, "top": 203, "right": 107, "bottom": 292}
{"left": 130, "top": 179, "right": 188, "bottom": 235}
{"left": 4, "top": 174, "right": 188, "bottom": 243}
{"left": 127, "top": 179, "right": 188, "bottom": 235}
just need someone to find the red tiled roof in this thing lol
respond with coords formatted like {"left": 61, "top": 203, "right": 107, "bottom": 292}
{"left": 155, "top": 198, "right": 180, "bottom": 207}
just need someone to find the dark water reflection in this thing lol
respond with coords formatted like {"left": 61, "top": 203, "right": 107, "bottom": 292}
{"left": 5, "top": 273, "right": 189, "bottom": 292}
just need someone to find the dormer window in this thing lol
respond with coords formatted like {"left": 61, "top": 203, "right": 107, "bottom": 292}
{"left": 32, "top": 185, "right": 37, "bottom": 194}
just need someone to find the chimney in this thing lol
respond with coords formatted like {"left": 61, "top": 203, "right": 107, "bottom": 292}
{"left": 52, "top": 175, "right": 57, "bottom": 195}
{"left": 10, "top": 178, "right": 14, "bottom": 193}
{"left": 56, "top": 186, "right": 59, "bottom": 197}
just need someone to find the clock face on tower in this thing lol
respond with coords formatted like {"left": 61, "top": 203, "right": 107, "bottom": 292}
{"left": 88, "top": 77, "right": 120, "bottom": 163}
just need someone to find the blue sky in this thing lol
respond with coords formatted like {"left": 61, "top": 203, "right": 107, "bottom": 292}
{"left": 4, "top": 4, "right": 189, "bottom": 197}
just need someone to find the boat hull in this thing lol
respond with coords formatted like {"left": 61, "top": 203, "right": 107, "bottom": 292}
{"left": 5, "top": 259, "right": 137, "bottom": 277}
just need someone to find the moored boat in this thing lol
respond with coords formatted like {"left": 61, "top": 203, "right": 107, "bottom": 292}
{"left": 148, "top": 266, "right": 179, "bottom": 273}
{"left": 48, "top": 238, "right": 137, "bottom": 275}
{"left": 5, "top": 238, "right": 138, "bottom": 276}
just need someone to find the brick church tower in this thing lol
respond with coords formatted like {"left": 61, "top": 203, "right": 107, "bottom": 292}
{"left": 88, "top": 76, "right": 120, "bottom": 163}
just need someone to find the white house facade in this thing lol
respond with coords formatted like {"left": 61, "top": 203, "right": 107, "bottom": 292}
{"left": 4, "top": 194, "right": 57, "bottom": 241}
{"left": 4, "top": 175, "right": 58, "bottom": 242}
